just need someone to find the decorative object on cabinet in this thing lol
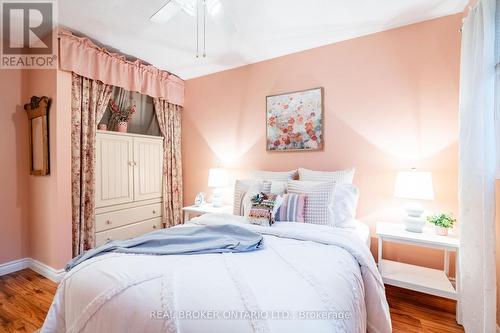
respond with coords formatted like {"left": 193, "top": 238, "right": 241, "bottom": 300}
{"left": 24, "top": 96, "right": 50, "bottom": 176}
{"left": 194, "top": 192, "right": 206, "bottom": 206}
{"left": 394, "top": 169, "right": 434, "bottom": 233}
{"left": 108, "top": 98, "right": 136, "bottom": 133}
{"left": 208, "top": 168, "right": 228, "bottom": 207}
{"left": 266, "top": 87, "right": 324, "bottom": 152}
{"left": 94, "top": 130, "right": 164, "bottom": 246}
{"left": 98, "top": 123, "right": 107, "bottom": 130}
{"left": 427, "top": 213, "right": 456, "bottom": 236}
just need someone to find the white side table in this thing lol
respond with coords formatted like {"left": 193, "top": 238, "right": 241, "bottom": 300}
{"left": 376, "top": 222, "right": 461, "bottom": 323}
{"left": 182, "top": 204, "right": 233, "bottom": 222}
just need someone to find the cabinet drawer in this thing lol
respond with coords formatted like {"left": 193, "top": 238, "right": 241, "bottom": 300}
{"left": 96, "top": 203, "right": 162, "bottom": 232}
{"left": 95, "top": 217, "right": 162, "bottom": 247}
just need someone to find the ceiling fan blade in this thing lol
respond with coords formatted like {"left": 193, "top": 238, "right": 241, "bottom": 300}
{"left": 150, "top": 0, "right": 182, "bottom": 24}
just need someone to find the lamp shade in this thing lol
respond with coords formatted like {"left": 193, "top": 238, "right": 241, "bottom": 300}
{"left": 394, "top": 171, "right": 434, "bottom": 200}
{"left": 208, "top": 168, "right": 228, "bottom": 188}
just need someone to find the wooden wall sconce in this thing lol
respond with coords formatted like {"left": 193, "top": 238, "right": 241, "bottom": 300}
{"left": 24, "top": 96, "right": 50, "bottom": 176}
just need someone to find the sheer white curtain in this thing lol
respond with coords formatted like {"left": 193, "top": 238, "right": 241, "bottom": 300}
{"left": 459, "top": 0, "right": 497, "bottom": 331}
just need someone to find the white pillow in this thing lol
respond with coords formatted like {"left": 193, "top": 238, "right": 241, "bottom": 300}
{"left": 298, "top": 167, "right": 355, "bottom": 184}
{"left": 233, "top": 180, "right": 271, "bottom": 216}
{"left": 334, "top": 184, "right": 359, "bottom": 228}
{"left": 270, "top": 181, "right": 287, "bottom": 195}
{"left": 252, "top": 169, "right": 297, "bottom": 181}
{"left": 287, "top": 180, "right": 335, "bottom": 226}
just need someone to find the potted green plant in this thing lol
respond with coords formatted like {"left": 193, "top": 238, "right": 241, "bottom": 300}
{"left": 426, "top": 213, "right": 456, "bottom": 236}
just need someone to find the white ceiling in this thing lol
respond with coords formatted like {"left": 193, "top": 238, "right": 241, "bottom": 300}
{"left": 59, "top": 0, "right": 467, "bottom": 80}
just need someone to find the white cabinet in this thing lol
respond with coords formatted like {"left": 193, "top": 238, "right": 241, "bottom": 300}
{"left": 95, "top": 131, "right": 164, "bottom": 246}
{"left": 133, "top": 137, "right": 163, "bottom": 201}
{"left": 95, "top": 133, "right": 134, "bottom": 207}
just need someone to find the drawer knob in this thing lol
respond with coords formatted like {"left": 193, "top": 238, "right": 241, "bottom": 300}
{"left": 106, "top": 220, "right": 112, "bottom": 225}
{"left": 153, "top": 225, "right": 157, "bottom": 229}
{"left": 106, "top": 237, "right": 112, "bottom": 241}
{"left": 153, "top": 210, "right": 157, "bottom": 214}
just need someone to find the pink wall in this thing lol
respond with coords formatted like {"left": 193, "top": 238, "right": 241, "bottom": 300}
{"left": 0, "top": 70, "right": 30, "bottom": 263}
{"left": 23, "top": 69, "right": 73, "bottom": 269}
{"left": 183, "top": 14, "right": 462, "bottom": 269}
{"left": 0, "top": 65, "right": 72, "bottom": 269}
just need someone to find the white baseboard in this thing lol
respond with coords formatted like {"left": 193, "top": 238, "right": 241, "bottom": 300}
{"left": 0, "top": 258, "right": 30, "bottom": 276}
{"left": 0, "top": 257, "right": 65, "bottom": 282}
{"left": 28, "top": 258, "right": 65, "bottom": 282}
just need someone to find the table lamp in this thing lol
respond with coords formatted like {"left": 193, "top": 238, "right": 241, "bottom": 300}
{"left": 208, "top": 168, "right": 228, "bottom": 207}
{"left": 394, "top": 169, "right": 434, "bottom": 233}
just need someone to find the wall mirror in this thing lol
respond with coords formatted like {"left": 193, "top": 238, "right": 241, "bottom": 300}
{"left": 24, "top": 96, "right": 50, "bottom": 176}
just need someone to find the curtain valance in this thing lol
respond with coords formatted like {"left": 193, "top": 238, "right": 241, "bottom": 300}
{"left": 58, "top": 29, "right": 184, "bottom": 107}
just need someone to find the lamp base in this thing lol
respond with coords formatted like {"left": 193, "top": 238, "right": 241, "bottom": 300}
{"left": 403, "top": 216, "right": 426, "bottom": 233}
{"left": 404, "top": 201, "right": 424, "bottom": 217}
{"left": 211, "top": 188, "right": 223, "bottom": 208}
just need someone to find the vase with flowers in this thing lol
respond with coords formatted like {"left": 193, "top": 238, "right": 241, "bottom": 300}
{"left": 108, "top": 99, "right": 136, "bottom": 133}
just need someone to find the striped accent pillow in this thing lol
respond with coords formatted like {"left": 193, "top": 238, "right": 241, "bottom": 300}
{"left": 298, "top": 168, "right": 355, "bottom": 184}
{"left": 233, "top": 180, "right": 272, "bottom": 215}
{"left": 287, "top": 180, "right": 335, "bottom": 226}
{"left": 276, "top": 193, "right": 306, "bottom": 222}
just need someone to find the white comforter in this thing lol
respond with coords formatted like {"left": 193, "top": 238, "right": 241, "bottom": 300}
{"left": 41, "top": 214, "right": 391, "bottom": 333}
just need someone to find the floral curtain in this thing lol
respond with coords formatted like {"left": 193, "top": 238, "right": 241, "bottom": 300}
{"left": 153, "top": 98, "right": 183, "bottom": 227}
{"left": 71, "top": 73, "right": 113, "bottom": 256}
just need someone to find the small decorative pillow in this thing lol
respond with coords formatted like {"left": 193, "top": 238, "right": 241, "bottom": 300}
{"left": 276, "top": 193, "right": 306, "bottom": 222}
{"left": 233, "top": 180, "right": 272, "bottom": 215}
{"left": 287, "top": 180, "right": 335, "bottom": 226}
{"left": 298, "top": 167, "right": 355, "bottom": 184}
{"left": 247, "top": 193, "right": 282, "bottom": 226}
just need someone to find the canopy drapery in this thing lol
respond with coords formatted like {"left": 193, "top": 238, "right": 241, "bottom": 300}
{"left": 64, "top": 29, "right": 185, "bottom": 254}
{"left": 58, "top": 29, "right": 184, "bottom": 107}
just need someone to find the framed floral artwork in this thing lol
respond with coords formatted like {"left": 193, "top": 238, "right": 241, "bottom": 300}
{"left": 266, "top": 87, "right": 324, "bottom": 151}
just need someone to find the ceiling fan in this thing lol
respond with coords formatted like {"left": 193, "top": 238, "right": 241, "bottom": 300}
{"left": 150, "top": 0, "right": 234, "bottom": 58}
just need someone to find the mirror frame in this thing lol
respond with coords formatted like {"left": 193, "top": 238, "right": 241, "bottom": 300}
{"left": 24, "top": 96, "right": 50, "bottom": 176}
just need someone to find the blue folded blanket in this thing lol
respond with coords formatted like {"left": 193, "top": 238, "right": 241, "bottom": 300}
{"left": 66, "top": 224, "right": 264, "bottom": 271}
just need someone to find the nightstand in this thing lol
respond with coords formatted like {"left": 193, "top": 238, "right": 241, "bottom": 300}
{"left": 182, "top": 204, "right": 233, "bottom": 222}
{"left": 376, "top": 222, "right": 461, "bottom": 323}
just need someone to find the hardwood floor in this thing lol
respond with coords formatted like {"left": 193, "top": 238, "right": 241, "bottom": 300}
{"left": 0, "top": 269, "right": 464, "bottom": 333}
{"left": 386, "top": 285, "right": 464, "bottom": 333}
{"left": 0, "top": 269, "right": 56, "bottom": 333}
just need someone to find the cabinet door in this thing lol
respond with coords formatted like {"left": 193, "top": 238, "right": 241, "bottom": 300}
{"left": 133, "top": 137, "right": 163, "bottom": 201}
{"left": 95, "top": 133, "right": 134, "bottom": 207}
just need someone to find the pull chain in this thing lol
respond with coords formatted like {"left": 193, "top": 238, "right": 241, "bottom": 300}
{"left": 196, "top": 0, "right": 199, "bottom": 58}
{"left": 203, "top": 0, "right": 206, "bottom": 57}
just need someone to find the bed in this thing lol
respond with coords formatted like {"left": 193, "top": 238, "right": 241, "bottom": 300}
{"left": 41, "top": 214, "right": 390, "bottom": 333}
